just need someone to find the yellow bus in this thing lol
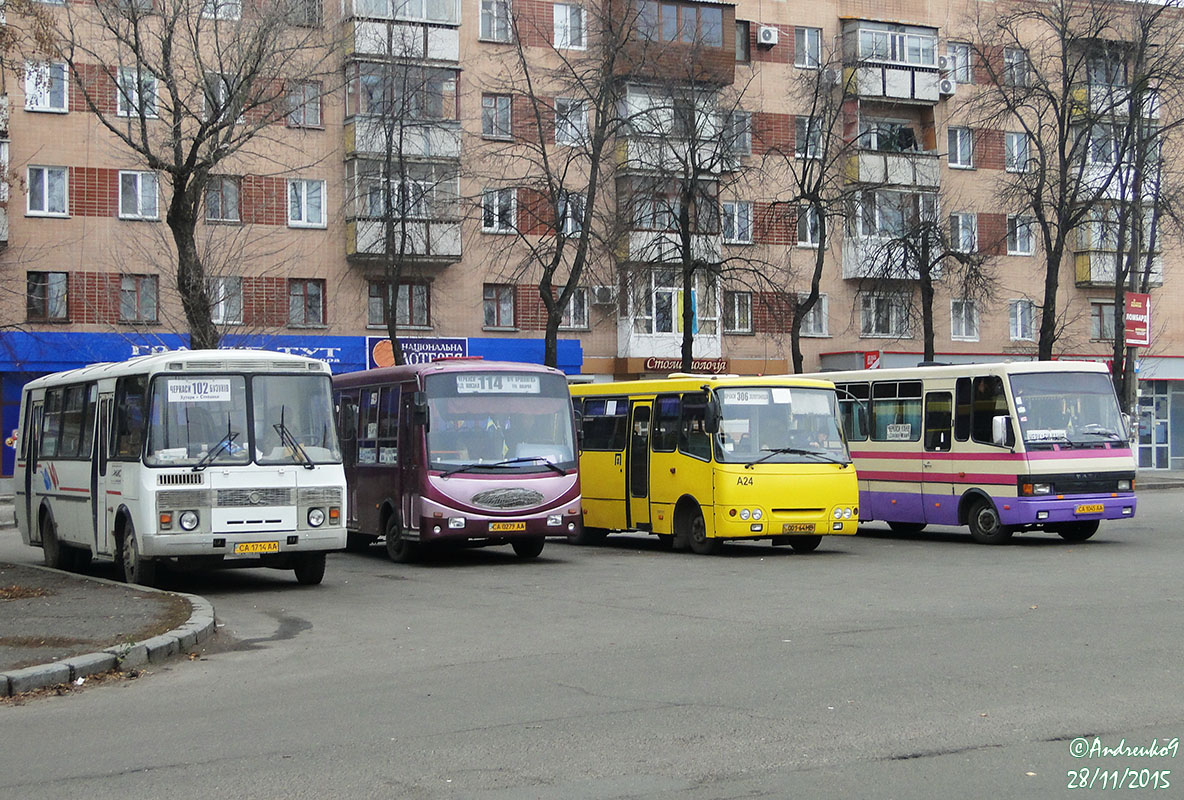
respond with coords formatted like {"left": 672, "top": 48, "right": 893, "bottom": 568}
{"left": 570, "top": 375, "right": 859, "bottom": 554}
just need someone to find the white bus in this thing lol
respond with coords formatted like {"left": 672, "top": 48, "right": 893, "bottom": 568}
{"left": 14, "top": 350, "right": 346, "bottom": 585}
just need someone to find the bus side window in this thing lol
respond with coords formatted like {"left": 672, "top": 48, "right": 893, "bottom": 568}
{"left": 955, "top": 378, "right": 972, "bottom": 441}
{"left": 58, "top": 385, "right": 86, "bottom": 458}
{"left": 378, "top": 387, "right": 399, "bottom": 464}
{"left": 971, "top": 376, "right": 1007, "bottom": 444}
{"left": 80, "top": 384, "right": 98, "bottom": 459}
{"left": 114, "top": 375, "right": 147, "bottom": 459}
{"left": 358, "top": 389, "right": 379, "bottom": 464}
{"left": 652, "top": 395, "right": 680, "bottom": 452}
{"left": 924, "top": 392, "right": 953, "bottom": 452}
{"left": 40, "top": 388, "right": 63, "bottom": 458}
{"left": 680, "top": 393, "right": 710, "bottom": 460}
{"left": 837, "top": 382, "right": 869, "bottom": 442}
{"left": 582, "top": 397, "right": 628, "bottom": 451}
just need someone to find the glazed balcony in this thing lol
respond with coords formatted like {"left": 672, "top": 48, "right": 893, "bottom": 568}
{"left": 346, "top": 219, "right": 462, "bottom": 263}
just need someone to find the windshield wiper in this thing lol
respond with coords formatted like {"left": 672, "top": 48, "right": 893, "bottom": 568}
{"left": 192, "top": 431, "right": 237, "bottom": 472}
{"left": 274, "top": 406, "right": 314, "bottom": 470}
{"left": 1075, "top": 425, "right": 1122, "bottom": 439}
{"left": 744, "top": 447, "right": 846, "bottom": 469}
{"left": 441, "top": 456, "right": 566, "bottom": 478}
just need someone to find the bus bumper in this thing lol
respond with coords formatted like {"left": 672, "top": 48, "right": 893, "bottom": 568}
{"left": 712, "top": 513, "right": 859, "bottom": 540}
{"left": 416, "top": 511, "right": 582, "bottom": 543}
{"left": 142, "top": 528, "right": 347, "bottom": 558}
{"left": 998, "top": 494, "right": 1137, "bottom": 527}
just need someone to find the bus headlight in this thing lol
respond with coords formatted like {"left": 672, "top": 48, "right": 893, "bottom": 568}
{"left": 179, "top": 511, "right": 199, "bottom": 531}
{"left": 448, "top": 517, "right": 466, "bottom": 529}
{"left": 1021, "top": 483, "right": 1053, "bottom": 496}
{"left": 547, "top": 515, "right": 563, "bottom": 526}
{"left": 1117, "top": 479, "right": 1132, "bottom": 491}
{"left": 842, "top": 508, "right": 852, "bottom": 519}
{"left": 833, "top": 507, "right": 843, "bottom": 519}
{"left": 307, "top": 508, "right": 325, "bottom": 527}
{"left": 740, "top": 509, "right": 751, "bottom": 520}
{"left": 752, "top": 509, "right": 763, "bottom": 520}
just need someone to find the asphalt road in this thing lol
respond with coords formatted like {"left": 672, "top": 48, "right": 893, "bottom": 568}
{"left": 0, "top": 494, "right": 1181, "bottom": 800}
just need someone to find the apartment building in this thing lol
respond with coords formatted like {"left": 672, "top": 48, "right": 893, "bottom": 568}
{"left": 0, "top": 0, "right": 1181, "bottom": 482}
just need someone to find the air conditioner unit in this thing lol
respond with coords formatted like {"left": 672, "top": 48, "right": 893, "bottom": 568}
{"left": 937, "top": 54, "right": 950, "bottom": 72}
{"left": 591, "top": 286, "right": 617, "bottom": 306}
{"left": 939, "top": 78, "right": 957, "bottom": 96}
{"left": 757, "top": 26, "right": 779, "bottom": 47}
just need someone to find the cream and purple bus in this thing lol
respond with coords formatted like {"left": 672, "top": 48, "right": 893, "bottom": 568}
{"left": 332, "top": 359, "right": 581, "bottom": 562}
{"left": 806, "top": 361, "right": 1136, "bottom": 544}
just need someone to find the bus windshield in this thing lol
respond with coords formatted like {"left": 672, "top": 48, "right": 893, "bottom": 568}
{"left": 252, "top": 374, "right": 342, "bottom": 465}
{"left": 1009, "top": 371, "right": 1126, "bottom": 447}
{"left": 714, "top": 386, "right": 850, "bottom": 464}
{"left": 424, "top": 371, "right": 576, "bottom": 473}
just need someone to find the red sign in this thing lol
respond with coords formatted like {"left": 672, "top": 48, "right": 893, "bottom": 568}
{"left": 1125, "top": 293, "right": 1151, "bottom": 347}
{"left": 864, "top": 351, "right": 881, "bottom": 370}
{"left": 643, "top": 357, "right": 729, "bottom": 373}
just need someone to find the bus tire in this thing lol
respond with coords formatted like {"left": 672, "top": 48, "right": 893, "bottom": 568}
{"left": 294, "top": 552, "right": 327, "bottom": 585}
{"left": 1056, "top": 520, "right": 1100, "bottom": 542}
{"left": 41, "top": 513, "right": 68, "bottom": 570}
{"left": 511, "top": 537, "right": 545, "bottom": 559}
{"left": 887, "top": 521, "right": 927, "bottom": 534}
{"left": 967, "top": 499, "right": 1013, "bottom": 545}
{"left": 787, "top": 535, "right": 823, "bottom": 553}
{"left": 682, "top": 505, "right": 719, "bottom": 555}
{"left": 385, "top": 517, "right": 420, "bottom": 564}
{"left": 568, "top": 526, "right": 608, "bottom": 546}
{"left": 345, "top": 532, "right": 374, "bottom": 553}
{"left": 119, "top": 521, "right": 159, "bottom": 587}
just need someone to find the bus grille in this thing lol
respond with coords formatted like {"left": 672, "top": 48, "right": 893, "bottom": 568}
{"left": 217, "top": 488, "right": 294, "bottom": 507}
{"left": 158, "top": 473, "right": 205, "bottom": 486}
{"left": 298, "top": 487, "right": 342, "bottom": 505}
{"left": 470, "top": 488, "right": 544, "bottom": 509}
{"left": 158, "top": 489, "right": 211, "bottom": 508}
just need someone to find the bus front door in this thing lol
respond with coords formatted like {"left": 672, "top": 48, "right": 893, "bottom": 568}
{"left": 627, "top": 402, "right": 652, "bottom": 530}
{"left": 23, "top": 401, "right": 43, "bottom": 543}
{"left": 922, "top": 390, "right": 956, "bottom": 525}
{"left": 92, "top": 394, "right": 115, "bottom": 556}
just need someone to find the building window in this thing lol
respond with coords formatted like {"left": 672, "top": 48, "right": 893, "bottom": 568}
{"left": 1007, "top": 215, "right": 1034, "bottom": 255}
{"left": 799, "top": 293, "right": 828, "bottom": 336}
{"left": 24, "top": 62, "right": 67, "bottom": 112}
{"left": 951, "top": 299, "right": 978, "bottom": 341}
{"left": 1009, "top": 299, "right": 1036, "bottom": 341}
{"left": 27, "top": 166, "right": 68, "bottom": 216}
{"left": 1003, "top": 47, "right": 1030, "bottom": 87}
{"left": 1005, "top": 132, "right": 1031, "bottom": 173}
{"left": 368, "top": 282, "right": 430, "bottom": 327}
{"left": 483, "top": 284, "right": 515, "bottom": 328}
{"left": 555, "top": 97, "right": 587, "bottom": 146}
{"left": 292, "top": 0, "right": 322, "bottom": 26}
{"left": 202, "top": 0, "right": 241, "bottom": 19}
{"left": 206, "top": 276, "right": 243, "bottom": 325}
{"left": 947, "top": 127, "right": 973, "bottom": 168}
{"left": 721, "top": 201, "right": 753, "bottom": 244}
{"left": 631, "top": 269, "right": 718, "bottom": 335}
{"left": 560, "top": 287, "right": 589, "bottom": 329}
{"left": 559, "top": 191, "right": 585, "bottom": 235}
{"left": 860, "top": 293, "right": 909, "bottom": 337}
{"left": 947, "top": 42, "right": 972, "bottom": 84}
{"left": 482, "top": 188, "right": 516, "bottom": 233}
{"left": 553, "top": 3, "right": 585, "bottom": 49}
{"left": 950, "top": 212, "right": 977, "bottom": 253}
{"left": 117, "top": 68, "right": 157, "bottom": 118}
{"left": 795, "top": 115, "right": 822, "bottom": 159}
{"left": 287, "top": 82, "right": 322, "bottom": 128}
{"left": 723, "top": 290, "right": 752, "bottom": 334}
{"left": 120, "top": 275, "right": 158, "bottom": 323}
{"left": 289, "top": 279, "right": 325, "bottom": 326}
{"left": 1091, "top": 301, "right": 1116, "bottom": 340}
{"left": 119, "top": 171, "right": 159, "bottom": 220}
{"left": 480, "top": 0, "right": 511, "bottom": 41}
{"left": 797, "top": 204, "right": 820, "bottom": 246}
{"left": 481, "top": 94, "right": 512, "bottom": 139}
{"left": 1087, "top": 123, "right": 1122, "bottom": 165}
{"left": 858, "top": 25, "right": 935, "bottom": 66}
{"left": 636, "top": 1, "right": 722, "bottom": 47}
{"left": 206, "top": 176, "right": 241, "bottom": 222}
{"left": 795, "top": 26, "right": 821, "bottom": 68}
{"left": 288, "top": 179, "right": 326, "bottom": 228}
{"left": 724, "top": 111, "right": 752, "bottom": 156}
{"left": 735, "top": 21, "right": 750, "bottom": 63}
{"left": 27, "top": 271, "right": 69, "bottom": 322}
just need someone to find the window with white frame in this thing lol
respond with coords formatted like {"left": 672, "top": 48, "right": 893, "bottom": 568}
{"left": 950, "top": 212, "right": 977, "bottom": 253}
{"left": 722, "top": 201, "right": 753, "bottom": 244}
{"left": 795, "top": 27, "right": 821, "bottom": 68}
{"left": 287, "top": 82, "right": 322, "bottom": 127}
{"left": 799, "top": 293, "right": 828, "bottom": 336}
{"left": 797, "top": 204, "right": 820, "bottom": 246}
{"left": 560, "top": 287, "right": 589, "bottom": 329}
{"left": 723, "top": 290, "right": 752, "bottom": 334}
{"left": 553, "top": 3, "right": 585, "bottom": 49}
{"left": 289, "top": 278, "right": 325, "bottom": 326}
{"left": 1007, "top": 215, "right": 1034, "bottom": 255}
{"left": 24, "top": 62, "right": 67, "bottom": 112}
{"left": 1090, "top": 301, "right": 1116, "bottom": 340}
{"left": 1005, "top": 132, "right": 1031, "bottom": 173}
{"left": 206, "top": 176, "right": 240, "bottom": 222}
{"left": 950, "top": 298, "right": 978, "bottom": 341}
{"left": 27, "top": 166, "right": 68, "bottom": 216}
{"left": 481, "top": 94, "right": 512, "bottom": 139}
{"left": 120, "top": 274, "right": 158, "bottom": 323}
{"left": 857, "top": 24, "right": 936, "bottom": 66}
{"left": 1003, "top": 47, "right": 1030, "bottom": 87}
{"left": 207, "top": 276, "right": 243, "bottom": 325}
{"left": 119, "top": 171, "right": 158, "bottom": 220}
{"left": 559, "top": 191, "right": 585, "bottom": 236}
{"left": 202, "top": 0, "right": 241, "bottom": 19}
{"left": 795, "top": 115, "right": 822, "bottom": 158}
{"left": 203, "top": 72, "right": 243, "bottom": 124}
{"left": 854, "top": 190, "right": 937, "bottom": 239}
{"left": 632, "top": 269, "right": 717, "bottom": 335}
{"left": 117, "top": 68, "right": 157, "bottom": 118}
{"left": 555, "top": 97, "right": 587, "bottom": 146}
{"left": 724, "top": 111, "right": 752, "bottom": 156}
{"left": 483, "top": 283, "right": 516, "bottom": 327}
{"left": 368, "top": 282, "right": 430, "bottom": 327}
{"left": 947, "top": 42, "right": 972, "bottom": 83}
{"left": 27, "top": 271, "right": 69, "bottom": 322}
{"left": 288, "top": 179, "right": 326, "bottom": 227}
{"left": 1087, "top": 123, "right": 1122, "bottom": 165}
{"left": 860, "top": 293, "right": 910, "bottom": 337}
{"left": 480, "top": 0, "right": 511, "bottom": 41}
{"left": 482, "top": 188, "right": 516, "bottom": 233}
{"left": 947, "top": 126, "right": 973, "bottom": 168}
{"left": 1009, "top": 299, "right": 1036, "bottom": 341}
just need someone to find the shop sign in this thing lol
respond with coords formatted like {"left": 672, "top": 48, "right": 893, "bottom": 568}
{"left": 1125, "top": 294, "right": 1151, "bottom": 347}
{"left": 642, "top": 357, "right": 729, "bottom": 373}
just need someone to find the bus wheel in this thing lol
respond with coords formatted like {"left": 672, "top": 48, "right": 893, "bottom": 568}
{"left": 787, "top": 535, "right": 823, "bottom": 553}
{"left": 41, "top": 514, "right": 68, "bottom": 570}
{"left": 385, "top": 518, "right": 420, "bottom": 564}
{"left": 294, "top": 553, "right": 327, "bottom": 585}
{"left": 511, "top": 537, "right": 545, "bottom": 559}
{"left": 968, "top": 500, "right": 1013, "bottom": 545}
{"left": 887, "top": 522, "right": 927, "bottom": 534}
{"left": 568, "top": 526, "right": 608, "bottom": 546}
{"left": 345, "top": 532, "right": 374, "bottom": 553}
{"left": 1056, "top": 520, "right": 1100, "bottom": 542}
{"left": 683, "top": 506, "right": 719, "bottom": 555}
{"left": 119, "top": 522, "right": 159, "bottom": 587}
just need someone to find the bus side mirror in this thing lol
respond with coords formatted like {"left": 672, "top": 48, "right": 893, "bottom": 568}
{"left": 411, "top": 391, "right": 430, "bottom": 431}
{"left": 991, "top": 415, "right": 1014, "bottom": 448}
{"left": 573, "top": 409, "right": 584, "bottom": 449}
{"left": 704, "top": 398, "right": 720, "bottom": 434}
{"left": 1122, "top": 413, "right": 1133, "bottom": 441}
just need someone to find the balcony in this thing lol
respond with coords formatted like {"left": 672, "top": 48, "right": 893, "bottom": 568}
{"left": 345, "top": 19, "right": 459, "bottom": 62}
{"left": 616, "top": 136, "right": 734, "bottom": 176}
{"left": 345, "top": 117, "right": 461, "bottom": 160}
{"left": 1073, "top": 85, "right": 1160, "bottom": 120}
{"left": 622, "top": 230, "right": 721, "bottom": 265}
{"left": 842, "top": 22, "right": 941, "bottom": 104}
{"left": 1074, "top": 250, "right": 1162, "bottom": 288}
{"left": 609, "top": 0, "right": 736, "bottom": 86}
{"left": 845, "top": 65, "right": 940, "bottom": 103}
{"left": 346, "top": 219, "right": 462, "bottom": 262}
{"left": 846, "top": 149, "right": 940, "bottom": 187}
{"left": 841, "top": 236, "right": 937, "bottom": 280}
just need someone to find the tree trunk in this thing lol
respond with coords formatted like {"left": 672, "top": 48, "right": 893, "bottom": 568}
{"left": 167, "top": 187, "right": 218, "bottom": 350}
{"left": 1036, "top": 240, "right": 1065, "bottom": 360}
{"left": 919, "top": 236, "right": 935, "bottom": 362}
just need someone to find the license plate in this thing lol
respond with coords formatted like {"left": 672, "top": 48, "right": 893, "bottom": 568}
{"left": 233, "top": 541, "right": 279, "bottom": 554}
{"left": 1075, "top": 504, "right": 1105, "bottom": 515}
{"left": 490, "top": 522, "right": 526, "bottom": 532}
{"left": 782, "top": 523, "right": 816, "bottom": 533}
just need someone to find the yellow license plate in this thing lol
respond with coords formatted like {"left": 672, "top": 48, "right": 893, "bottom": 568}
{"left": 233, "top": 541, "right": 279, "bottom": 554}
{"left": 1075, "top": 504, "right": 1105, "bottom": 515}
{"left": 490, "top": 522, "right": 526, "bottom": 532}
{"left": 782, "top": 523, "right": 816, "bottom": 533}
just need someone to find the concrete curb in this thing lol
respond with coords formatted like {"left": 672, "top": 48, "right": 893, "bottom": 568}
{"left": 0, "top": 565, "right": 216, "bottom": 698}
